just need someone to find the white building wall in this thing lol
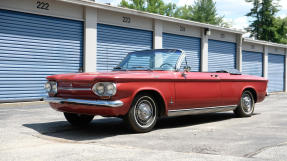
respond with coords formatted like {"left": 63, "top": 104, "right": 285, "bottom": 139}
{"left": 201, "top": 29, "right": 208, "bottom": 72}
{"left": 0, "top": 0, "right": 83, "bottom": 20}
{"left": 162, "top": 21, "right": 201, "bottom": 38}
{"left": 97, "top": 9, "right": 153, "bottom": 31}
{"left": 153, "top": 20, "right": 163, "bottom": 49}
{"left": 242, "top": 42, "right": 264, "bottom": 53}
{"left": 209, "top": 30, "right": 236, "bottom": 42}
{"left": 236, "top": 34, "right": 243, "bottom": 72}
{"left": 84, "top": 7, "right": 98, "bottom": 72}
{"left": 285, "top": 49, "right": 287, "bottom": 92}
{"left": 263, "top": 46, "right": 269, "bottom": 79}
{"left": 268, "top": 46, "right": 285, "bottom": 55}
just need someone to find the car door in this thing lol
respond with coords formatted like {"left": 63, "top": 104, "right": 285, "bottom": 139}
{"left": 173, "top": 72, "right": 223, "bottom": 109}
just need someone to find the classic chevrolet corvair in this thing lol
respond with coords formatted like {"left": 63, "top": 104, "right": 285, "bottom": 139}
{"left": 44, "top": 49, "right": 268, "bottom": 133}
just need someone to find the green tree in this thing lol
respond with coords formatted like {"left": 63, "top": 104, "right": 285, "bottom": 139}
{"left": 120, "top": 0, "right": 146, "bottom": 11}
{"left": 120, "top": 0, "right": 230, "bottom": 27}
{"left": 246, "top": 0, "right": 279, "bottom": 41}
{"left": 120, "top": 0, "right": 177, "bottom": 16}
{"left": 164, "top": 2, "right": 177, "bottom": 17}
{"left": 174, "top": 5, "right": 193, "bottom": 20}
{"left": 190, "top": 0, "right": 224, "bottom": 26}
{"left": 274, "top": 17, "right": 287, "bottom": 44}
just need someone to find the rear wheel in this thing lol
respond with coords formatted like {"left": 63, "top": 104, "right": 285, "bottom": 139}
{"left": 64, "top": 112, "right": 94, "bottom": 126}
{"left": 234, "top": 90, "right": 255, "bottom": 117}
{"left": 125, "top": 94, "right": 158, "bottom": 133}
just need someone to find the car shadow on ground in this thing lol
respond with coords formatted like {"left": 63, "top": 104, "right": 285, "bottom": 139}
{"left": 23, "top": 112, "right": 237, "bottom": 141}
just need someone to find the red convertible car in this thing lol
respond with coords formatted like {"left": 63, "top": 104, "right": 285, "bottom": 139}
{"left": 44, "top": 49, "right": 268, "bottom": 133}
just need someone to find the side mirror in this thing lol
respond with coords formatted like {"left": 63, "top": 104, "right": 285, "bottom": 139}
{"left": 183, "top": 66, "right": 191, "bottom": 72}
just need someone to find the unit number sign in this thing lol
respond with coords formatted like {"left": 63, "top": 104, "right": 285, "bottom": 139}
{"left": 36, "top": 1, "right": 50, "bottom": 10}
{"left": 122, "top": 16, "right": 131, "bottom": 23}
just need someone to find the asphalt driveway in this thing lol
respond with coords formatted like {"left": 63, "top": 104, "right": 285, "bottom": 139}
{"left": 0, "top": 94, "right": 287, "bottom": 161}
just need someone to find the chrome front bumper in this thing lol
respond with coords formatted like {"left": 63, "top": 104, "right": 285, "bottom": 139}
{"left": 44, "top": 97, "right": 124, "bottom": 107}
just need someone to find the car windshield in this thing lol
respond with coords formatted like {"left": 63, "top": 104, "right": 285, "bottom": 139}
{"left": 114, "top": 49, "right": 182, "bottom": 71}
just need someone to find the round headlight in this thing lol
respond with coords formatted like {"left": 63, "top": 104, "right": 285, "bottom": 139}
{"left": 92, "top": 83, "right": 105, "bottom": 96}
{"left": 45, "top": 81, "right": 57, "bottom": 95}
{"left": 106, "top": 83, "right": 116, "bottom": 95}
{"left": 44, "top": 82, "right": 51, "bottom": 92}
{"left": 51, "top": 82, "right": 57, "bottom": 94}
{"left": 92, "top": 82, "right": 116, "bottom": 96}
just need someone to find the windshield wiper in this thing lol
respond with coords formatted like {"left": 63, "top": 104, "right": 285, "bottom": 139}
{"left": 131, "top": 66, "right": 152, "bottom": 71}
{"left": 113, "top": 66, "right": 122, "bottom": 69}
{"left": 113, "top": 66, "right": 127, "bottom": 71}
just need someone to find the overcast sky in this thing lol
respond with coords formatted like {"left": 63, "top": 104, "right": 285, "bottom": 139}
{"left": 96, "top": 0, "right": 287, "bottom": 30}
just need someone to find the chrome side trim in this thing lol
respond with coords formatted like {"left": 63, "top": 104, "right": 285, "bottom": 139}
{"left": 44, "top": 97, "right": 123, "bottom": 107}
{"left": 58, "top": 87, "right": 91, "bottom": 91}
{"left": 168, "top": 105, "right": 237, "bottom": 117}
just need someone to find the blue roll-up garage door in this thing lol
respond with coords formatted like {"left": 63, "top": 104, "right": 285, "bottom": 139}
{"left": 0, "top": 9, "right": 83, "bottom": 102}
{"left": 268, "top": 54, "right": 285, "bottom": 92}
{"left": 242, "top": 51, "right": 263, "bottom": 77}
{"left": 208, "top": 40, "right": 236, "bottom": 72}
{"left": 97, "top": 24, "right": 153, "bottom": 71}
{"left": 163, "top": 33, "right": 201, "bottom": 71}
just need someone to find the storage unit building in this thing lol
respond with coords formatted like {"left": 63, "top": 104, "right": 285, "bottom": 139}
{"left": 97, "top": 24, "right": 153, "bottom": 71}
{"left": 268, "top": 53, "right": 285, "bottom": 92}
{"left": 0, "top": 9, "right": 83, "bottom": 102}
{"left": 208, "top": 32, "right": 237, "bottom": 72}
{"left": 242, "top": 51, "right": 263, "bottom": 77}
{"left": 242, "top": 42, "right": 264, "bottom": 77}
{"left": 162, "top": 33, "right": 201, "bottom": 71}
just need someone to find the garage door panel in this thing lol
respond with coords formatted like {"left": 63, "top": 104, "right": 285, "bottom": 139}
{"left": 0, "top": 53, "right": 81, "bottom": 61}
{"left": 0, "top": 39, "right": 81, "bottom": 49}
{"left": 0, "top": 57, "right": 80, "bottom": 64}
{"left": 242, "top": 51, "right": 263, "bottom": 77}
{"left": 97, "top": 24, "right": 153, "bottom": 71}
{"left": 0, "top": 96, "right": 45, "bottom": 102}
{"left": 0, "top": 11, "right": 83, "bottom": 32}
{"left": 0, "top": 47, "right": 82, "bottom": 56}
{"left": 0, "top": 17, "right": 83, "bottom": 32}
{"left": 0, "top": 9, "right": 83, "bottom": 102}
{"left": 0, "top": 26, "right": 82, "bottom": 41}
{"left": 163, "top": 33, "right": 201, "bottom": 72}
{"left": 0, "top": 33, "right": 82, "bottom": 45}
{"left": 208, "top": 39, "right": 236, "bottom": 71}
{"left": 0, "top": 22, "right": 83, "bottom": 37}
{"left": 0, "top": 45, "right": 82, "bottom": 53}
{"left": 268, "top": 54, "right": 285, "bottom": 92}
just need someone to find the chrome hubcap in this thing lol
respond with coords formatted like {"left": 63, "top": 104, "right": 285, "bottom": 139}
{"left": 242, "top": 94, "right": 253, "bottom": 113}
{"left": 136, "top": 101, "right": 152, "bottom": 122}
{"left": 134, "top": 99, "right": 155, "bottom": 127}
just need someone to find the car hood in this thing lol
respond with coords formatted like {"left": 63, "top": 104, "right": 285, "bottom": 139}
{"left": 47, "top": 71, "right": 176, "bottom": 82}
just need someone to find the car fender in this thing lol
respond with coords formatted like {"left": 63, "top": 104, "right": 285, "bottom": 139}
{"left": 130, "top": 87, "right": 169, "bottom": 115}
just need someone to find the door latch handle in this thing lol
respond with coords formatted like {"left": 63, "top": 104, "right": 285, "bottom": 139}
{"left": 210, "top": 74, "right": 218, "bottom": 77}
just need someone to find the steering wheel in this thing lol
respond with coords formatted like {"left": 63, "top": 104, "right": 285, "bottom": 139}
{"left": 160, "top": 63, "right": 173, "bottom": 69}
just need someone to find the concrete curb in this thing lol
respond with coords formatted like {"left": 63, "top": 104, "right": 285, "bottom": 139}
{"left": 0, "top": 101, "right": 47, "bottom": 108}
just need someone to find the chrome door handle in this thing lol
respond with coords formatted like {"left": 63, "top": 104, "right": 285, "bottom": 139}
{"left": 210, "top": 74, "right": 218, "bottom": 77}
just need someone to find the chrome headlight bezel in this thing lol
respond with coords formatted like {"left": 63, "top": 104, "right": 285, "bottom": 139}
{"left": 44, "top": 81, "right": 57, "bottom": 95}
{"left": 92, "top": 82, "right": 117, "bottom": 97}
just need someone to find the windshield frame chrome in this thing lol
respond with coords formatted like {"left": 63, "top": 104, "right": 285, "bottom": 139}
{"left": 175, "top": 49, "right": 186, "bottom": 72}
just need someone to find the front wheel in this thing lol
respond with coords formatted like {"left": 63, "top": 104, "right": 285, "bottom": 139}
{"left": 125, "top": 94, "right": 158, "bottom": 133}
{"left": 234, "top": 90, "right": 255, "bottom": 117}
{"left": 64, "top": 112, "right": 94, "bottom": 126}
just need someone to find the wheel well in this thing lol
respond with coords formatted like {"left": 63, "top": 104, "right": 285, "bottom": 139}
{"left": 244, "top": 88, "right": 257, "bottom": 103}
{"left": 134, "top": 90, "right": 166, "bottom": 118}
